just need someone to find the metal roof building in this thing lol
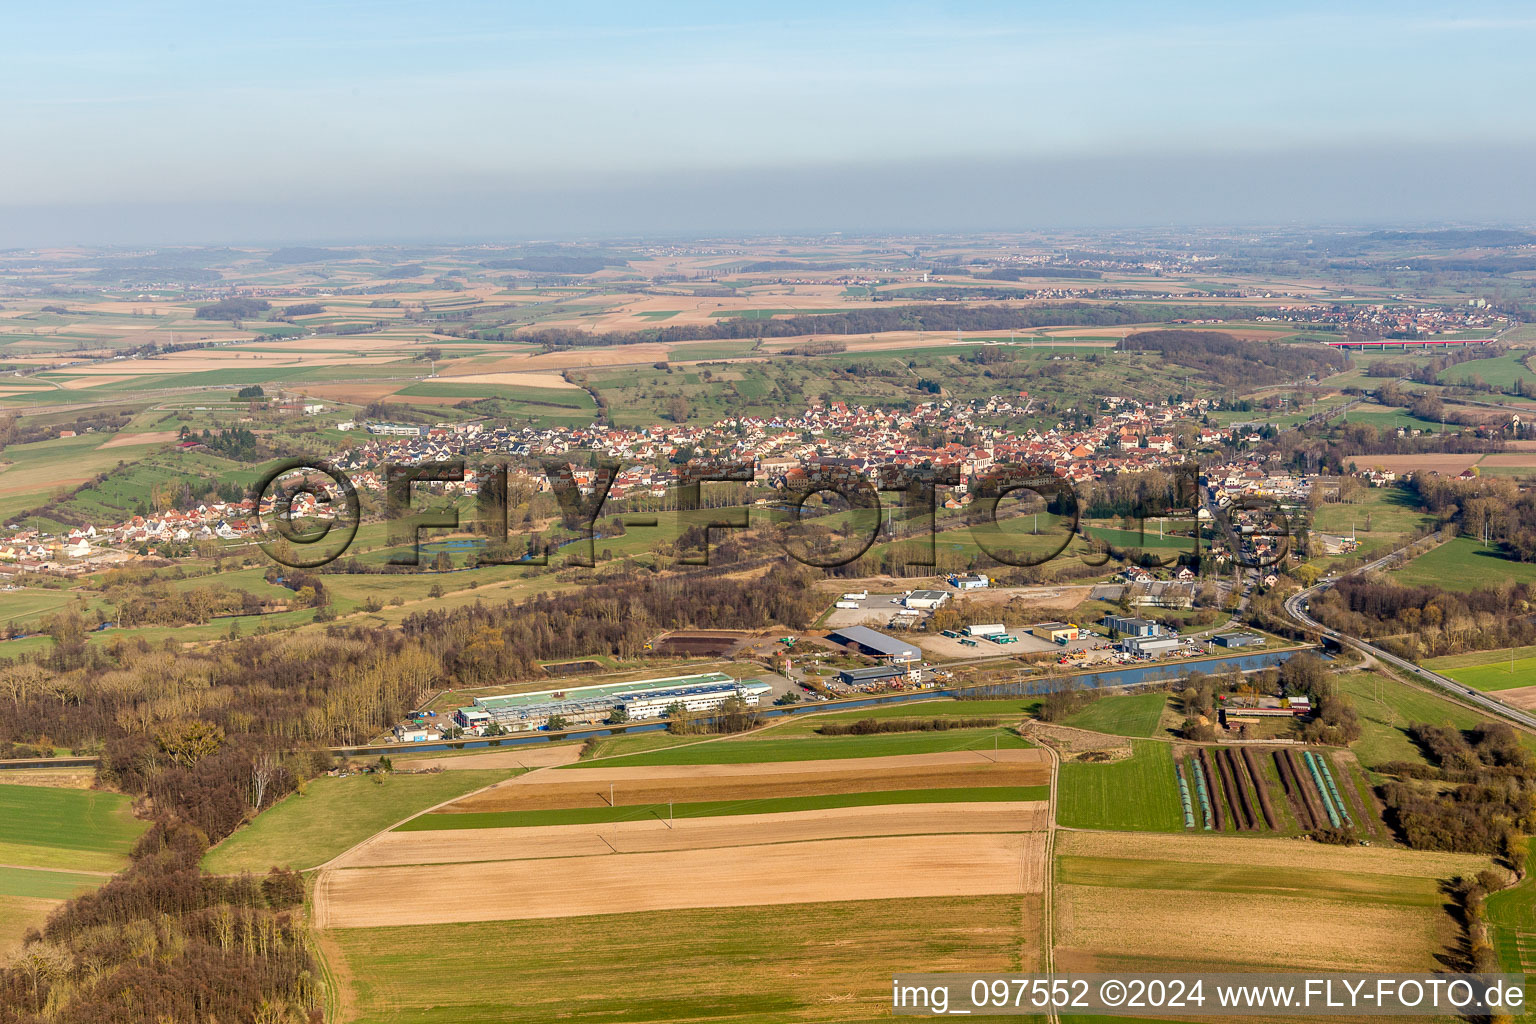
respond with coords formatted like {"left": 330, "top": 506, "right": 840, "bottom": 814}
{"left": 826, "top": 625, "right": 921, "bottom": 662}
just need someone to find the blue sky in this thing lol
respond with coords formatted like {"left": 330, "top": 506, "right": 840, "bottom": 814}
{"left": 3, "top": 1, "right": 1535, "bottom": 241}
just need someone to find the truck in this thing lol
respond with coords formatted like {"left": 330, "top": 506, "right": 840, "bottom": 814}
{"left": 834, "top": 600, "right": 859, "bottom": 609}
{"left": 965, "top": 623, "right": 1007, "bottom": 638}
{"left": 841, "top": 590, "right": 868, "bottom": 601}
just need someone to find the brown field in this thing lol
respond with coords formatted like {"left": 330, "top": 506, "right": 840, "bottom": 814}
{"left": 1341, "top": 452, "right": 1487, "bottom": 474}
{"left": 337, "top": 800, "right": 1049, "bottom": 868}
{"left": 315, "top": 832, "right": 1045, "bottom": 927}
{"left": 293, "top": 382, "right": 407, "bottom": 404}
{"left": 1493, "top": 683, "right": 1536, "bottom": 710}
{"left": 1053, "top": 831, "right": 1491, "bottom": 974}
{"left": 1056, "top": 886, "right": 1446, "bottom": 973}
{"left": 57, "top": 376, "right": 142, "bottom": 390}
{"left": 1476, "top": 453, "right": 1536, "bottom": 468}
{"left": 98, "top": 430, "right": 179, "bottom": 449}
{"left": 442, "top": 749, "right": 1050, "bottom": 813}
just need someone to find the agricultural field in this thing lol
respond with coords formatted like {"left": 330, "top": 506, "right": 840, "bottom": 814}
{"left": 325, "top": 895, "right": 1044, "bottom": 1024}
{"left": 0, "top": 783, "right": 147, "bottom": 954}
{"left": 1177, "top": 744, "right": 1375, "bottom": 836}
{"left": 1055, "top": 740, "right": 1185, "bottom": 832}
{"left": 1486, "top": 840, "right": 1536, "bottom": 999}
{"left": 201, "top": 769, "right": 511, "bottom": 875}
{"left": 312, "top": 743, "right": 1050, "bottom": 936}
{"left": 394, "top": 785, "right": 1050, "bottom": 830}
{"left": 563, "top": 725, "right": 1032, "bottom": 766}
{"left": 1059, "top": 692, "right": 1169, "bottom": 737}
{"left": 1054, "top": 831, "right": 1493, "bottom": 975}
{"left": 1394, "top": 535, "right": 1536, "bottom": 591}
{"left": 0, "top": 783, "right": 147, "bottom": 873}
{"left": 1425, "top": 645, "right": 1536, "bottom": 692}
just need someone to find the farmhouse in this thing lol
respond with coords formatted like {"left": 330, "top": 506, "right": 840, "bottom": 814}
{"left": 827, "top": 625, "right": 922, "bottom": 663}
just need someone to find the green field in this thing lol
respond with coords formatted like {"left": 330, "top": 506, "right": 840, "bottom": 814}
{"left": 563, "top": 726, "right": 1032, "bottom": 767}
{"left": 202, "top": 770, "right": 510, "bottom": 874}
{"left": 1487, "top": 840, "right": 1536, "bottom": 997}
{"left": 1333, "top": 671, "right": 1508, "bottom": 767}
{"left": 1055, "top": 740, "right": 1185, "bottom": 831}
{"left": 1424, "top": 645, "right": 1536, "bottom": 691}
{"left": 0, "top": 864, "right": 107, "bottom": 900}
{"left": 328, "top": 895, "right": 1041, "bottom": 1024}
{"left": 0, "top": 784, "right": 148, "bottom": 873}
{"left": 1394, "top": 535, "right": 1536, "bottom": 591}
{"left": 666, "top": 340, "right": 758, "bottom": 359}
{"left": 1338, "top": 406, "right": 1447, "bottom": 432}
{"left": 1060, "top": 692, "right": 1169, "bottom": 737}
{"left": 401, "top": 785, "right": 1050, "bottom": 831}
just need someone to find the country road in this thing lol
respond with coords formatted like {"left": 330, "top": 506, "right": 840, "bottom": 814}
{"left": 1282, "top": 531, "right": 1536, "bottom": 730}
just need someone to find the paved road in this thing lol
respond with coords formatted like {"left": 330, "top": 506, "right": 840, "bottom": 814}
{"left": 1282, "top": 532, "right": 1536, "bottom": 730}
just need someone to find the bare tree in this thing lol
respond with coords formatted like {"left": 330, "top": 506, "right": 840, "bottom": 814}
{"left": 250, "top": 750, "right": 280, "bottom": 811}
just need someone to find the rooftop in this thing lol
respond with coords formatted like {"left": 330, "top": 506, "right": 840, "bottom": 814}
{"left": 472, "top": 671, "right": 736, "bottom": 711}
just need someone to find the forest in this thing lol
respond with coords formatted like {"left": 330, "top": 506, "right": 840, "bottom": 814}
{"left": 1116, "top": 329, "right": 1348, "bottom": 386}
{"left": 1379, "top": 722, "right": 1535, "bottom": 858}
{"left": 472, "top": 302, "right": 1270, "bottom": 346}
{"left": 0, "top": 823, "right": 318, "bottom": 1024}
{"left": 1307, "top": 575, "right": 1536, "bottom": 659}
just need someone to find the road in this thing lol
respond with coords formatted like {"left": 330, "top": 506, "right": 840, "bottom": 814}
{"left": 1282, "top": 532, "right": 1536, "bottom": 730}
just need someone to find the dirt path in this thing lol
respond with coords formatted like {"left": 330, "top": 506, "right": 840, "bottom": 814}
{"left": 1039, "top": 739, "right": 1061, "bottom": 1024}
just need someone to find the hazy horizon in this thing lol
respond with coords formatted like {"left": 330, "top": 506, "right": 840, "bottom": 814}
{"left": 6, "top": 0, "right": 1536, "bottom": 245}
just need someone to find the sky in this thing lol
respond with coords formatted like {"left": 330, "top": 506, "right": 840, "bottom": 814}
{"left": 3, "top": 1, "right": 1536, "bottom": 244}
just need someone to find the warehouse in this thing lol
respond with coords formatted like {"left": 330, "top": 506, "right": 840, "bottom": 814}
{"left": 457, "top": 672, "right": 771, "bottom": 731}
{"left": 826, "top": 625, "right": 922, "bottom": 663}
{"left": 1120, "top": 635, "right": 1181, "bottom": 657}
{"left": 902, "top": 589, "right": 950, "bottom": 610}
{"left": 1212, "top": 632, "right": 1263, "bottom": 648}
{"left": 1031, "top": 621, "right": 1079, "bottom": 644}
{"left": 837, "top": 665, "right": 912, "bottom": 686}
{"left": 1102, "top": 614, "right": 1162, "bottom": 637}
{"left": 950, "top": 573, "right": 990, "bottom": 590}
{"left": 621, "top": 679, "right": 773, "bottom": 720}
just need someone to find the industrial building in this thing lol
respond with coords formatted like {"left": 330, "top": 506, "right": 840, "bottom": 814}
{"left": 950, "top": 573, "right": 990, "bottom": 590}
{"left": 965, "top": 623, "right": 1007, "bottom": 638}
{"left": 837, "top": 664, "right": 913, "bottom": 686}
{"left": 1212, "top": 632, "right": 1263, "bottom": 648}
{"left": 1120, "top": 635, "right": 1181, "bottom": 657}
{"left": 1031, "top": 621, "right": 1079, "bottom": 644}
{"left": 455, "top": 672, "right": 772, "bottom": 732}
{"left": 902, "top": 589, "right": 950, "bottom": 610}
{"left": 826, "top": 625, "right": 922, "bottom": 663}
{"left": 1102, "top": 614, "right": 1162, "bottom": 637}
